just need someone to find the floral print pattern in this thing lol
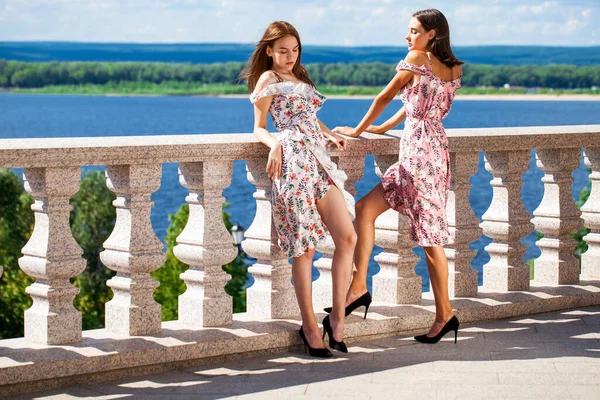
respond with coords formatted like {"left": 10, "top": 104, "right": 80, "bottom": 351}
{"left": 381, "top": 59, "right": 461, "bottom": 246}
{"left": 250, "top": 81, "right": 354, "bottom": 257}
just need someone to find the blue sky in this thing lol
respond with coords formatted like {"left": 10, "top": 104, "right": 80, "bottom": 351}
{"left": 0, "top": 0, "right": 598, "bottom": 46}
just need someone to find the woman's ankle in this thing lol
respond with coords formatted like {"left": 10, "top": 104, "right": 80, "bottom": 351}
{"left": 302, "top": 321, "right": 320, "bottom": 334}
{"left": 435, "top": 312, "right": 454, "bottom": 324}
{"left": 348, "top": 284, "right": 368, "bottom": 297}
{"left": 329, "top": 310, "right": 345, "bottom": 323}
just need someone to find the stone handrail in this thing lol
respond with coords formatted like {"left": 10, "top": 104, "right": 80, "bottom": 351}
{"left": 0, "top": 125, "right": 599, "bottom": 394}
{"left": 0, "top": 124, "right": 599, "bottom": 343}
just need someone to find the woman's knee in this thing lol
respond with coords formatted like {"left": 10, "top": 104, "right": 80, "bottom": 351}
{"left": 355, "top": 198, "right": 374, "bottom": 223}
{"left": 334, "top": 228, "right": 357, "bottom": 250}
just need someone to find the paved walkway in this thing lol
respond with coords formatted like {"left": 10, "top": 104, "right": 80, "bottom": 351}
{"left": 15, "top": 306, "right": 600, "bottom": 399}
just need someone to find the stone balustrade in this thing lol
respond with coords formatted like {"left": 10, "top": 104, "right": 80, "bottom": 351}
{"left": 1, "top": 125, "right": 600, "bottom": 395}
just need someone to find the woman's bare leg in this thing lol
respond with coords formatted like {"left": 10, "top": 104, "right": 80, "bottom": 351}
{"left": 292, "top": 249, "right": 325, "bottom": 348}
{"left": 348, "top": 183, "right": 390, "bottom": 305}
{"left": 423, "top": 245, "right": 454, "bottom": 336}
{"left": 317, "top": 186, "right": 356, "bottom": 341}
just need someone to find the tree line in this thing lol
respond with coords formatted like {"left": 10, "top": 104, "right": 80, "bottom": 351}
{"left": 1, "top": 59, "right": 599, "bottom": 89}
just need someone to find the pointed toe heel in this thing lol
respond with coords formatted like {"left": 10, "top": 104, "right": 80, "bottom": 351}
{"left": 324, "top": 291, "right": 372, "bottom": 319}
{"left": 414, "top": 315, "right": 460, "bottom": 344}
{"left": 299, "top": 328, "right": 333, "bottom": 358}
{"left": 322, "top": 315, "right": 348, "bottom": 353}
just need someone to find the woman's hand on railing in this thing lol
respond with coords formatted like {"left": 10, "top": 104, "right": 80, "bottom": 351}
{"left": 332, "top": 126, "right": 360, "bottom": 138}
{"left": 267, "top": 141, "right": 282, "bottom": 180}
{"left": 328, "top": 134, "right": 347, "bottom": 150}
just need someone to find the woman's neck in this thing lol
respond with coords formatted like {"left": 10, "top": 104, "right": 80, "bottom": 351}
{"left": 272, "top": 68, "right": 294, "bottom": 77}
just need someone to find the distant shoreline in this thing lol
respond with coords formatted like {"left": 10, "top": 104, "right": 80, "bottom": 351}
{"left": 2, "top": 88, "right": 600, "bottom": 101}
{"left": 219, "top": 93, "right": 600, "bottom": 101}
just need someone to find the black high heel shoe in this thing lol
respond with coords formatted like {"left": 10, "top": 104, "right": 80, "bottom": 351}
{"left": 323, "top": 291, "right": 372, "bottom": 319}
{"left": 322, "top": 315, "right": 348, "bottom": 353}
{"left": 414, "top": 315, "right": 460, "bottom": 344}
{"left": 299, "top": 327, "right": 333, "bottom": 358}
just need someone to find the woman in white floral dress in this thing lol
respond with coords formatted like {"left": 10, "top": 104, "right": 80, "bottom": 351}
{"left": 335, "top": 9, "right": 463, "bottom": 344}
{"left": 242, "top": 21, "right": 355, "bottom": 357}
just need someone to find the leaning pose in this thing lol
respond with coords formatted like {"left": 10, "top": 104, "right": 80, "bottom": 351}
{"left": 243, "top": 21, "right": 356, "bottom": 357}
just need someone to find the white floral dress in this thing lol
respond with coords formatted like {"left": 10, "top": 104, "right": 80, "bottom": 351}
{"left": 250, "top": 81, "right": 354, "bottom": 257}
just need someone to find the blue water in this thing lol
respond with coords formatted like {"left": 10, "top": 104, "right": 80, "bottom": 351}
{"left": 1, "top": 94, "right": 599, "bottom": 292}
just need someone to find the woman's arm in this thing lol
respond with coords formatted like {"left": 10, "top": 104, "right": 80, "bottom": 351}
{"left": 332, "top": 72, "right": 412, "bottom": 138}
{"left": 334, "top": 51, "right": 426, "bottom": 138}
{"left": 366, "top": 106, "right": 406, "bottom": 134}
{"left": 252, "top": 72, "right": 282, "bottom": 179}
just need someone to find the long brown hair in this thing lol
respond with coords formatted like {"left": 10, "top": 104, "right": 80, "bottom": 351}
{"left": 413, "top": 9, "right": 463, "bottom": 67}
{"left": 240, "top": 21, "right": 315, "bottom": 92}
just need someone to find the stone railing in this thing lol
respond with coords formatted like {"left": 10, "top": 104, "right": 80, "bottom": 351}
{"left": 0, "top": 125, "right": 599, "bottom": 395}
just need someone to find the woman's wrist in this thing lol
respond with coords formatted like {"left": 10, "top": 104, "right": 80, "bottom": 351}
{"left": 269, "top": 140, "right": 281, "bottom": 150}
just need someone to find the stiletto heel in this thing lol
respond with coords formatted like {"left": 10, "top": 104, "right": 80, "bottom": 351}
{"left": 322, "top": 315, "right": 348, "bottom": 353}
{"left": 414, "top": 315, "right": 460, "bottom": 344}
{"left": 299, "top": 328, "right": 333, "bottom": 358}
{"left": 324, "top": 291, "right": 372, "bottom": 318}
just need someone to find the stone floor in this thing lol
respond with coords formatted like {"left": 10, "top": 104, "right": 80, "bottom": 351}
{"left": 12, "top": 306, "right": 600, "bottom": 399}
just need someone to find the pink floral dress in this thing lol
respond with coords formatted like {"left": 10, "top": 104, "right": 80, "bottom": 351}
{"left": 381, "top": 56, "right": 461, "bottom": 247}
{"left": 250, "top": 81, "right": 354, "bottom": 257}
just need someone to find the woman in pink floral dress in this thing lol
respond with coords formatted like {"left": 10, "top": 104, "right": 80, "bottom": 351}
{"left": 334, "top": 9, "right": 463, "bottom": 344}
{"left": 242, "top": 21, "right": 356, "bottom": 357}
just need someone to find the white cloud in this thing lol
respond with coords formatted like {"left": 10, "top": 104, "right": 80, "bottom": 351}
{"left": 0, "top": 0, "right": 598, "bottom": 46}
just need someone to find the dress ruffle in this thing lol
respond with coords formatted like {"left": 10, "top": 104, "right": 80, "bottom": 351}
{"left": 250, "top": 81, "right": 326, "bottom": 104}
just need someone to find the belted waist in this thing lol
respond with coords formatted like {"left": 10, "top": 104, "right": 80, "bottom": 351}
{"left": 406, "top": 115, "right": 441, "bottom": 122}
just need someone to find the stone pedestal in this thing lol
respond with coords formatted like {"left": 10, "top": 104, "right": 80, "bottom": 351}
{"left": 174, "top": 161, "right": 238, "bottom": 327}
{"left": 242, "top": 158, "right": 297, "bottom": 319}
{"left": 532, "top": 149, "right": 583, "bottom": 285}
{"left": 481, "top": 151, "right": 533, "bottom": 291}
{"left": 581, "top": 147, "right": 600, "bottom": 278}
{"left": 19, "top": 167, "right": 86, "bottom": 344}
{"left": 446, "top": 151, "right": 480, "bottom": 297}
{"left": 101, "top": 164, "right": 165, "bottom": 336}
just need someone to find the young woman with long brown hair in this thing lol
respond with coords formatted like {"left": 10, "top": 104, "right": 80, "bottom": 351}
{"left": 242, "top": 21, "right": 356, "bottom": 357}
{"left": 333, "top": 9, "right": 464, "bottom": 344}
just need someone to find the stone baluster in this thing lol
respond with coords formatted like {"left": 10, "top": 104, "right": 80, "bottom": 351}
{"left": 581, "top": 147, "right": 600, "bottom": 278}
{"left": 100, "top": 164, "right": 165, "bottom": 336}
{"left": 174, "top": 161, "right": 238, "bottom": 326}
{"left": 372, "top": 155, "right": 422, "bottom": 304}
{"left": 446, "top": 151, "right": 480, "bottom": 297}
{"left": 242, "top": 158, "right": 297, "bottom": 319}
{"left": 19, "top": 167, "right": 86, "bottom": 344}
{"left": 532, "top": 149, "right": 583, "bottom": 284}
{"left": 480, "top": 151, "right": 533, "bottom": 291}
{"left": 312, "top": 155, "right": 363, "bottom": 310}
